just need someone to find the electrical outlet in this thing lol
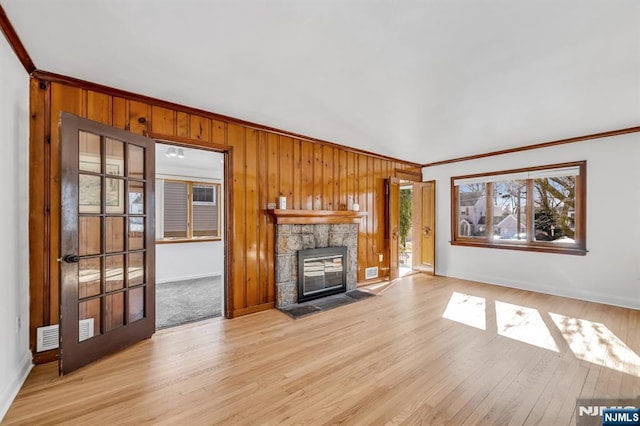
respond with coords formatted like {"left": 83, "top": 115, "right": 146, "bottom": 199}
{"left": 378, "top": 253, "right": 383, "bottom": 262}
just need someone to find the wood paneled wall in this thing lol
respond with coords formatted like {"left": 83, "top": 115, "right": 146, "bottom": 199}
{"left": 29, "top": 77, "right": 418, "bottom": 362}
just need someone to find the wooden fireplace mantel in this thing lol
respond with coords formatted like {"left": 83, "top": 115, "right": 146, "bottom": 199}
{"left": 267, "top": 209, "right": 367, "bottom": 224}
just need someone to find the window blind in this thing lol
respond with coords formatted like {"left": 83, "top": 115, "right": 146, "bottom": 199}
{"left": 193, "top": 204, "right": 217, "bottom": 236}
{"left": 163, "top": 181, "right": 188, "bottom": 237}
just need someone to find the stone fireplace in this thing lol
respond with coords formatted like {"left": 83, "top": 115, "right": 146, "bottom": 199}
{"left": 270, "top": 210, "right": 365, "bottom": 308}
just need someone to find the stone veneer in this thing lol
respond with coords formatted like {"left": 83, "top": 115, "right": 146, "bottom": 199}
{"left": 275, "top": 223, "right": 358, "bottom": 307}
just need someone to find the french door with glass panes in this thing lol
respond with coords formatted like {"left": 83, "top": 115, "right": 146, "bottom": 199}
{"left": 59, "top": 112, "right": 155, "bottom": 375}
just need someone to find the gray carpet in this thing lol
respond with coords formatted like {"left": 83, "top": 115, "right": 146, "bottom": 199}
{"left": 156, "top": 276, "right": 222, "bottom": 329}
{"left": 279, "top": 289, "right": 375, "bottom": 319}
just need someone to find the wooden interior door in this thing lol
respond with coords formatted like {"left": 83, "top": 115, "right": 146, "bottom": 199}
{"left": 412, "top": 180, "right": 435, "bottom": 274}
{"left": 59, "top": 112, "right": 155, "bottom": 375}
{"left": 387, "top": 177, "right": 401, "bottom": 280}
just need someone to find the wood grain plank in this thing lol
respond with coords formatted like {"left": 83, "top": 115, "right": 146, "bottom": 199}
{"left": 322, "top": 145, "right": 334, "bottom": 210}
{"left": 300, "top": 141, "right": 314, "bottom": 210}
{"left": 50, "top": 83, "right": 83, "bottom": 324}
{"left": 266, "top": 133, "right": 279, "bottom": 209}
{"left": 292, "top": 140, "right": 302, "bottom": 210}
{"left": 265, "top": 133, "right": 279, "bottom": 304}
{"left": 313, "top": 144, "right": 323, "bottom": 210}
{"left": 257, "top": 132, "right": 270, "bottom": 304}
{"left": 86, "top": 91, "right": 112, "bottom": 125}
{"left": 212, "top": 120, "right": 226, "bottom": 145}
{"left": 278, "top": 136, "right": 294, "bottom": 207}
{"left": 29, "top": 79, "right": 48, "bottom": 349}
{"left": 189, "top": 114, "right": 211, "bottom": 143}
{"left": 128, "top": 101, "right": 149, "bottom": 135}
{"left": 244, "top": 129, "right": 260, "bottom": 308}
{"left": 176, "top": 112, "right": 189, "bottom": 138}
{"left": 347, "top": 151, "right": 356, "bottom": 212}
{"left": 333, "top": 148, "right": 341, "bottom": 211}
{"left": 227, "top": 123, "right": 246, "bottom": 311}
{"left": 112, "top": 97, "right": 128, "bottom": 130}
{"left": 338, "top": 149, "right": 348, "bottom": 211}
{"left": 151, "top": 106, "right": 176, "bottom": 136}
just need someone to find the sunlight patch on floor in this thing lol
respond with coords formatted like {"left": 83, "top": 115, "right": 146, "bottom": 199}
{"left": 495, "top": 301, "right": 559, "bottom": 352}
{"left": 399, "top": 266, "right": 413, "bottom": 277}
{"left": 550, "top": 313, "right": 640, "bottom": 377}
{"left": 441, "top": 291, "right": 639, "bottom": 376}
{"left": 443, "top": 292, "right": 486, "bottom": 330}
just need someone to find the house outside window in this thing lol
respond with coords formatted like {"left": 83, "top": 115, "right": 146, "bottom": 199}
{"left": 451, "top": 161, "right": 586, "bottom": 255}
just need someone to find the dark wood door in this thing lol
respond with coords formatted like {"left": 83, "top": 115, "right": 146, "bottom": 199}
{"left": 59, "top": 112, "right": 155, "bottom": 375}
{"left": 387, "top": 177, "right": 401, "bottom": 280}
{"left": 412, "top": 181, "right": 435, "bottom": 274}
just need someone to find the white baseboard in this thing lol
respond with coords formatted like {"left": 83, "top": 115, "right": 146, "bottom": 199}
{"left": 445, "top": 271, "right": 640, "bottom": 310}
{"left": 0, "top": 351, "right": 32, "bottom": 422}
{"left": 156, "top": 272, "right": 221, "bottom": 284}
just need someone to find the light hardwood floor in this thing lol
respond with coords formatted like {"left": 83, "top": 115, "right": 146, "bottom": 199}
{"left": 4, "top": 274, "right": 640, "bottom": 425}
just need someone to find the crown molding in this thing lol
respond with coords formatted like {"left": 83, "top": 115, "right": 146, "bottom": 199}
{"left": 0, "top": 4, "right": 35, "bottom": 73}
{"left": 422, "top": 126, "right": 640, "bottom": 168}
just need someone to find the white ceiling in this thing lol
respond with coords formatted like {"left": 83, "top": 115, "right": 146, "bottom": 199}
{"left": 2, "top": 0, "right": 639, "bottom": 164}
{"left": 156, "top": 143, "right": 224, "bottom": 180}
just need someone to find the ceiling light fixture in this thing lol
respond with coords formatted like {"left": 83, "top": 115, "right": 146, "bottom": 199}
{"left": 165, "top": 147, "right": 185, "bottom": 159}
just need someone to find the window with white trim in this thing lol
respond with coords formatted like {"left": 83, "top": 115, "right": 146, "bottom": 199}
{"left": 451, "top": 161, "right": 586, "bottom": 255}
{"left": 159, "top": 180, "right": 220, "bottom": 241}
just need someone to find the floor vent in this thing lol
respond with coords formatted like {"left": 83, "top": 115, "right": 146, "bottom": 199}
{"left": 36, "top": 319, "right": 95, "bottom": 352}
{"left": 365, "top": 267, "right": 379, "bottom": 280}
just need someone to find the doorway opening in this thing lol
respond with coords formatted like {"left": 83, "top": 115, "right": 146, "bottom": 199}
{"left": 393, "top": 179, "right": 436, "bottom": 278}
{"left": 154, "top": 143, "right": 225, "bottom": 329}
{"left": 399, "top": 182, "right": 414, "bottom": 277}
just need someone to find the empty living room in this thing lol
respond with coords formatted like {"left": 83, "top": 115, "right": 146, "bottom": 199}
{"left": 1, "top": 1, "right": 639, "bottom": 425}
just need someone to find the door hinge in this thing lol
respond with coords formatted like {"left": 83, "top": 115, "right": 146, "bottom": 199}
{"left": 46, "top": 135, "right": 51, "bottom": 144}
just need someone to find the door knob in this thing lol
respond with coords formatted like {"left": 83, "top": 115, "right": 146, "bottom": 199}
{"left": 63, "top": 254, "right": 80, "bottom": 263}
{"left": 423, "top": 226, "right": 431, "bottom": 237}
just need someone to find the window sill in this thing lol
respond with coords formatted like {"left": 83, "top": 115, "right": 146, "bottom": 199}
{"left": 450, "top": 240, "right": 587, "bottom": 256}
{"left": 156, "top": 237, "right": 222, "bottom": 245}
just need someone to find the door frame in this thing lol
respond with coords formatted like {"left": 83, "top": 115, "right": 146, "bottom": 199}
{"left": 146, "top": 132, "right": 234, "bottom": 319}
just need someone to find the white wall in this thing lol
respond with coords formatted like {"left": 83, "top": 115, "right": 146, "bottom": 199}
{"left": 156, "top": 242, "right": 223, "bottom": 283}
{"left": 155, "top": 144, "right": 224, "bottom": 283}
{"left": 423, "top": 132, "right": 640, "bottom": 310}
{"left": 0, "top": 35, "right": 32, "bottom": 420}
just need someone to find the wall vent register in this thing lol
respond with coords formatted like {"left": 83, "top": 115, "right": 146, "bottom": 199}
{"left": 36, "top": 319, "right": 95, "bottom": 352}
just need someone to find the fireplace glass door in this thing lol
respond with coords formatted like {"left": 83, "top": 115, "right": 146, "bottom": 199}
{"left": 298, "top": 247, "right": 347, "bottom": 302}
